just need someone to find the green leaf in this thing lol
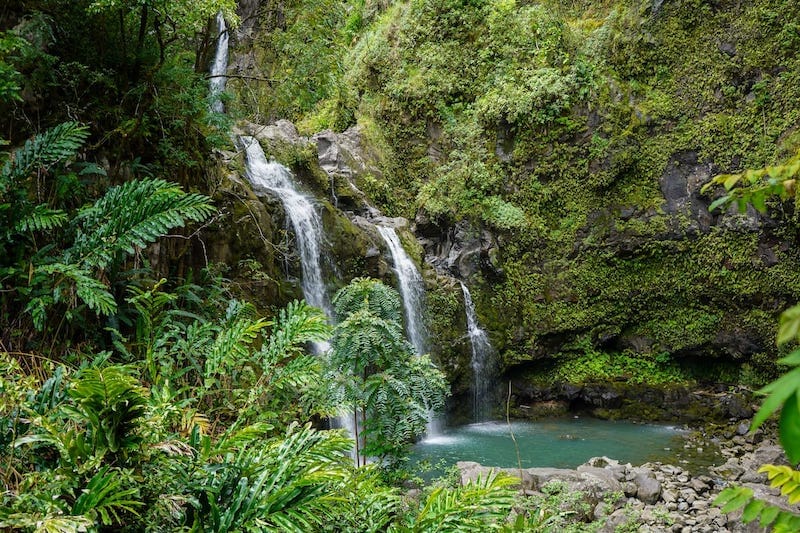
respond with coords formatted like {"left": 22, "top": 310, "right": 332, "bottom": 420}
{"left": 760, "top": 505, "right": 780, "bottom": 527}
{"left": 708, "top": 196, "right": 730, "bottom": 212}
{"left": 751, "top": 191, "right": 767, "bottom": 213}
{"left": 723, "top": 174, "right": 741, "bottom": 190}
{"left": 779, "top": 392, "right": 800, "bottom": 465}
{"left": 718, "top": 487, "right": 754, "bottom": 513}
{"left": 752, "top": 367, "right": 800, "bottom": 430}
{"left": 741, "top": 498, "right": 766, "bottom": 523}
{"left": 779, "top": 349, "right": 800, "bottom": 367}
{"left": 778, "top": 305, "right": 800, "bottom": 345}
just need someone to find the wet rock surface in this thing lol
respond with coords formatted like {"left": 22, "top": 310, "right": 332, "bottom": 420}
{"left": 458, "top": 436, "right": 799, "bottom": 532}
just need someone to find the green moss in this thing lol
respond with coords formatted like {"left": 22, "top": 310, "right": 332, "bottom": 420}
{"left": 233, "top": 0, "right": 800, "bottom": 386}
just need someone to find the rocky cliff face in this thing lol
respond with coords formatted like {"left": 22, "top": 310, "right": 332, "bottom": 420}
{"left": 207, "top": 0, "right": 800, "bottom": 416}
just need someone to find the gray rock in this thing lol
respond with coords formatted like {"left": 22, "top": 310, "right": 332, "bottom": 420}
{"left": 692, "top": 499, "right": 710, "bottom": 511}
{"left": 600, "top": 508, "right": 630, "bottom": 533}
{"left": 634, "top": 472, "right": 662, "bottom": 504}
{"left": 690, "top": 477, "right": 710, "bottom": 493}
{"left": 709, "top": 458, "right": 745, "bottom": 480}
{"left": 719, "top": 42, "right": 737, "bottom": 57}
{"left": 623, "top": 481, "right": 638, "bottom": 497}
{"left": 662, "top": 488, "right": 678, "bottom": 503}
{"left": 751, "top": 444, "right": 788, "bottom": 466}
{"left": 679, "top": 488, "right": 697, "bottom": 504}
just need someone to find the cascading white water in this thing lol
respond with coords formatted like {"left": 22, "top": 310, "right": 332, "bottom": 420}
{"left": 377, "top": 225, "right": 443, "bottom": 435}
{"left": 209, "top": 11, "right": 229, "bottom": 113}
{"left": 461, "top": 281, "right": 496, "bottom": 421}
{"left": 241, "top": 136, "right": 358, "bottom": 457}
{"left": 240, "top": 137, "right": 331, "bottom": 317}
{"left": 377, "top": 226, "right": 427, "bottom": 355}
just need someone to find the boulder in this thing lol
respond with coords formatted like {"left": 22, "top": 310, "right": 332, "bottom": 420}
{"left": 634, "top": 471, "right": 662, "bottom": 504}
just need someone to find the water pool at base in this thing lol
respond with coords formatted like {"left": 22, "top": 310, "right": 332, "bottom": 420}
{"left": 412, "top": 418, "right": 700, "bottom": 473}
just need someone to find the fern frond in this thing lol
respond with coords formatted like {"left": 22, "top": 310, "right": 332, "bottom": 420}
{"left": 262, "top": 299, "right": 330, "bottom": 361}
{"left": 333, "top": 277, "right": 403, "bottom": 323}
{"left": 67, "top": 365, "right": 148, "bottom": 454}
{"left": 68, "top": 178, "right": 215, "bottom": 270}
{"left": 395, "top": 473, "right": 516, "bottom": 532}
{"left": 1, "top": 122, "right": 89, "bottom": 188}
{"left": 199, "top": 423, "right": 350, "bottom": 532}
{"left": 35, "top": 263, "right": 117, "bottom": 315}
{"left": 14, "top": 204, "right": 68, "bottom": 233}
{"left": 715, "top": 484, "right": 800, "bottom": 531}
{"left": 204, "top": 300, "right": 268, "bottom": 381}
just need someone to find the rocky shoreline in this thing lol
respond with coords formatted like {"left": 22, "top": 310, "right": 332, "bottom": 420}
{"left": 458, "top": 433, "right": 798, "bottom": 532}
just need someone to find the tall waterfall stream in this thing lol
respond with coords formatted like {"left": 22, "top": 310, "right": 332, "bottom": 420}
{"left": 209, "top": 12, "right": 229, "bottom": 113}
{"left": 460, "top": 282, "right": 496, "bottom": 421}
{"left": 376, "top": 226, "right": 428, "bottom": 356}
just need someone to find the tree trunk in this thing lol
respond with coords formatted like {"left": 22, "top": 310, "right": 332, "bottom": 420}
{"left": 131, "top": 3, "right": 149, "bottom": 83}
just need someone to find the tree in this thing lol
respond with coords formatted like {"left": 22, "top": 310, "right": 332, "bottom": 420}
{"left": 85, "top": 0, "right": 238, "bottom": 83}
{"left": 326, "top": 278, "right": 449, "bottom": 466}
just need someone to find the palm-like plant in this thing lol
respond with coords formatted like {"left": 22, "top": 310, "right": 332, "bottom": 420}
{"left": 1, "top": 121, "right": 215, "bottom": 335}
{"left": 392, "top": 473, "right": 517, "bottom": 533}
{"left": 190, "top": 422, "right": 351, "bottom": 532}
{"left": 63, "top": 366, "right": 148, "bottom": 457}
{"left": 326, "top": 278, "right": 449, "bottom": 464}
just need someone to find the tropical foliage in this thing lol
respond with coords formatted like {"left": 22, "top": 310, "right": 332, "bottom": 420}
{"left": 326, "top": 278, "right": 449, "bottom": 465}
{"left": 706, "top": 154, "right": 800, "bottom": 527}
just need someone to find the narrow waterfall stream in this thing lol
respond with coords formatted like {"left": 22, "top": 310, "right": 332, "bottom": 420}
{"left": 240, "top": 137, "right": 331, "bottom": 318}
{"left": 209, "top": 12, "right": 229, "bottom": 113}
{"left": 460, "top": 282, "right": 496, "bottom": 421}
{"left": 377, "top": 225, "right": 441, "bottom": 435}
{"left": 376, "top": 226, "right": 427, "bottom": 355}
{"left": 240, "top": 136, "right": 361, "bottom": 458}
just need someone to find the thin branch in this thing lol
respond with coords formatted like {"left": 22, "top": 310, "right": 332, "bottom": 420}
{"left": 206, "top": 74, "right": 276, "bottom": 84}
{"left": 506, "top": 380, "right": 523, "bottom": 491}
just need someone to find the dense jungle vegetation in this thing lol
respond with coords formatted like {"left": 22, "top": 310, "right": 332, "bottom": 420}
{"left": 2, "top": 0, "right": 800, "bottom": 530}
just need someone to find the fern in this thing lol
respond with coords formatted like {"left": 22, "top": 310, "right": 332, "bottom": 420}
{"left": 36, "top": 263, "right": 117, "bottom": 314}
{"left": 64, "top": 365, "right": 148, "bottom": 454}
{"left": 67, "top": 178, "right": 215, "bottom": 270}
{"left": 0, "top": 121, "right": 89, "bottom": 189}
{"left": 13, "top": 204, "right": 68, "bottom": 233}
{"left": 196, "top": 423, "right": 350, "bottom": 532}
{"left": 263, "top": 300, "right": 331, "bottom": 360}
{"left": 332, "top": 277, "right": 403, "bottom": 324}
{"left": 204, "top": 300, "right": 268, "bottom": 383}
{"left": 393, "top": 473, "right": 517, "bottom": 532}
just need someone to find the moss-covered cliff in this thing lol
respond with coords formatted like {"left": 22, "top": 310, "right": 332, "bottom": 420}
{"left": 229, "top": 0, "right": 800, "bottom": 391}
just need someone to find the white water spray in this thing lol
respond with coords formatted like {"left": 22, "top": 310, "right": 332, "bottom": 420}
{"left": 461, "top": 281, "right": 496, "bottom": 421}
{"left": 240, "top": 137, "right": 332, "bottom": 318}
{"left": 241, "top": 136, "right": 360, "bottom": 457}
{"left": 377, "top": 225, "right": 444, "bottom": 436}
{"left": 209, "top": 11, "right": 229, "bottom": 113}
{"left": 377, "top": 226, "right": 427, "bottom": 355}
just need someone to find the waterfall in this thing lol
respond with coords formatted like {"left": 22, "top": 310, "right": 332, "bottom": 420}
{"left": 209, "top": 11, "right": 229, "bottom": 113}
{"left": 376, "top": 226, "right": 428, "bottom": 355}
{"left": 377, "top": 225, "right": 443, "bottom": 435}
{"left": 461, "top": 282, "right": 496, "bottom": 421}
{"left": 240, "top": 137, "right": 331, "bottom": 317}
{"left": 241, "top": 136, "right": 359, "bottom": 457}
